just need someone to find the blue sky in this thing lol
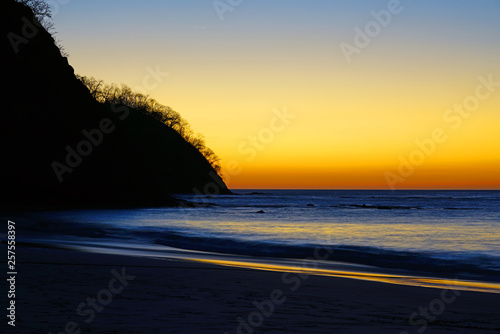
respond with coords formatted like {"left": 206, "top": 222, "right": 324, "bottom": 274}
{"left": 51, "top": 0, "right": 500, "bottom": 189}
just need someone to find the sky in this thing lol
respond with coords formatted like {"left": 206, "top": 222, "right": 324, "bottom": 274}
{"left": 53, "top": 0, "right": 500, "bottom": 189}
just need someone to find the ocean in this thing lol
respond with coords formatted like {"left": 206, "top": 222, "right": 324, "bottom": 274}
{"left": 7, "top": 190, "right": 500, "bottom": 288}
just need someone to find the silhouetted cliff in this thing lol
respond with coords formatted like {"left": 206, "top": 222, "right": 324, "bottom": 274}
{"left": 0, "top": 0, "right": 230, "bottom": 208}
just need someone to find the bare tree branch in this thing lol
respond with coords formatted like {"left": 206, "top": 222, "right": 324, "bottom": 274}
{"left": 76, "top": 75, "right": 223, "bottom": 175}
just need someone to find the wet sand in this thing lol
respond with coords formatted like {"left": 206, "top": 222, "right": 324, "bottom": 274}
{"left": 11, "top": 246, "right": 500, "bottom": 334}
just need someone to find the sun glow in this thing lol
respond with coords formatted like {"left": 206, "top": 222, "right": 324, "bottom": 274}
{"left": 58, "top": 0, "right": 500, "bottom": 189}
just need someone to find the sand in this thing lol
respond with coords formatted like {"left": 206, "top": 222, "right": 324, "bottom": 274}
{"left": 9, "top": 246, "right": 500, "bottom": 334}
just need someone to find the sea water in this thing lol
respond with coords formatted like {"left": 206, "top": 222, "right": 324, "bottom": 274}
{"left": 8, "top": 190, "right": 500, "bottom": 283}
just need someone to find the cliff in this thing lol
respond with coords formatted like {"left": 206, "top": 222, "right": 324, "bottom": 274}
{"left": 0, "top": 0, "right": 230, "bottom": 208}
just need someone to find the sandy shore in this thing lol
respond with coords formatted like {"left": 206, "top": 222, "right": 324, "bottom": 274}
{"left": 10, "top": 246, "right": 500, "bottom": 334}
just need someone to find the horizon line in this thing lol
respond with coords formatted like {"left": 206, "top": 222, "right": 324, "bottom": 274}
{"left": 228, "top": 188, "right": 500, "bottom": 191}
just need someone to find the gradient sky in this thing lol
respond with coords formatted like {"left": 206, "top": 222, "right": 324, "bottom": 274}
{"left": 54, "top": 0, "right": 500, "bottom": 189}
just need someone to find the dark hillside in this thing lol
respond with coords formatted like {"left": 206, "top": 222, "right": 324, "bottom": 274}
{"left": 0, "top": 0, "right": 229, "bottom": 208}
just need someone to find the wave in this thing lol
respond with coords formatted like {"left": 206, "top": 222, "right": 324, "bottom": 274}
{"left": 12, "top": 198, "right": 500, "bottom": 283}
{"left": 221, "top": 203, "right": 476, "bottom": 211}
{"left": 368, "top": 195, "right": 500, "bottom": 201}
{"left": 142, "top": 230, "right": 500, "bottom": 280}
{"left": 174, "top": 191, "right": 499, "bottom": 212}
{"left": 332, "top": 204, "right": 423, "bottom": 210}
{"left": 14, "top": 218, "right": 500, "bottom": 282}
{"left": 176, "top": 201, "right": 478, "bottom": 211}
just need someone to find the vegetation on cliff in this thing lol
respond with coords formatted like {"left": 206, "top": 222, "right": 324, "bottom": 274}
{"left": 1, "top": 0, "right": 229, "bottom": 208}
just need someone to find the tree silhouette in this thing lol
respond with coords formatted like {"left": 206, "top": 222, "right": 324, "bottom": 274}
{"left": 16, "top": 0, "right": 52, "bottom": 30}
{"left": 77, "top": 75, "right": 223, "bottom": 176}
{"left": 16, "top": 0, "right": 69, "bottom": 57}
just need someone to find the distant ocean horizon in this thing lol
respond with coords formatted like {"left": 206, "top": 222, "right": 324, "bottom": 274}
{"left": 8, "top": 190, "right": 500, "bottom": 286}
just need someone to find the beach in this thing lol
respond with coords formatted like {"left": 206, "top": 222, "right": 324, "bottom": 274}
{"left": 12, "top": 245, "right": 500, "bottom": 334}
{"left": 3, "top": 1, "right": 500, "bottom": 333}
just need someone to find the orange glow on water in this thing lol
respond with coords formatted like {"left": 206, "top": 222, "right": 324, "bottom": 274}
{"left": 194, "top": 259, "right": 500, "bottom": 294}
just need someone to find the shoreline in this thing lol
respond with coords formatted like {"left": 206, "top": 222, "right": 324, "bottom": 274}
{"left": 17, "top": 239, "right": 500, "bottom": 294}
{"left": 12, "top": 245, "right": 500, "bottom": 333}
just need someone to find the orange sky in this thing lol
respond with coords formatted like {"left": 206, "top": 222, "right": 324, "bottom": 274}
{"left": 57, "top": 1, "right": 500, "bottom": 189}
